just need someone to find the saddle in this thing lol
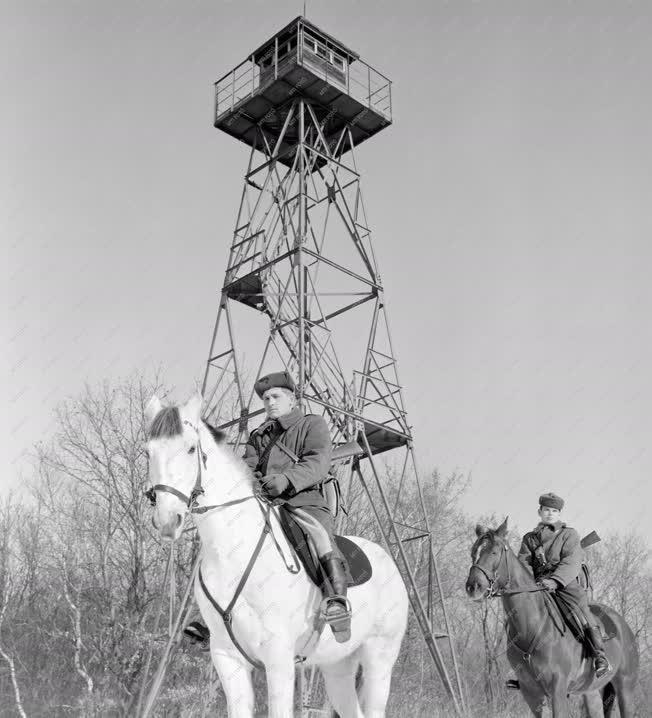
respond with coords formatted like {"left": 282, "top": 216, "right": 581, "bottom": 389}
{"left": 545, "top": 594, "right": 615, "bottom": 644}
{"left": 277, "top": 510, "right": 372, "bottom": 589}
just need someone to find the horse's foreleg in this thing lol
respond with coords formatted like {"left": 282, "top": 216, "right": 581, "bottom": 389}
{"left": 549, "top": 678, "right": 570, "bottom": 718}
{"left": 265, "top": 651, "right": 296, "bottom": 718}
{"left": 320, "top": 655, "right": 363, "bottom": 718}
{"left": 210, "top": 650, "right": 254, "bottom": 718}
{"left": 612, "top": 674, "right": 636, "bottom": 718}
{"left": 582, "top": 690, "right": 605, "bottom": 718}
{"left": 519, "top": 684, "right": 545, "bottom": 718}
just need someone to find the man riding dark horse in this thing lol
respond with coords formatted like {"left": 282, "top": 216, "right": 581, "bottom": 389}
{"left": 516, "top": 492, "right": 611, "bottom": 678}
{"left": 185, "top": 371, "right": 352, "bottom": 645}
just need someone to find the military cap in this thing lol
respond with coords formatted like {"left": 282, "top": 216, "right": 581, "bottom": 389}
{"left": 539, "top": 492, "right": 564, "bottom": 510}
{"left": 254, "top": 371, "right": 296, "bottom": 399}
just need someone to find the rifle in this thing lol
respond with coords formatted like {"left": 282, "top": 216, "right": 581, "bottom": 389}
{"left": 580, "top": 530, "right": 601, "bottom": 549}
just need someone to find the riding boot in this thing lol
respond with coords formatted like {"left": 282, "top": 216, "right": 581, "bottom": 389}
{"left": 319, "top": 552, "right": 352, "bottom": 643}
{"left": 584, "top": 624, "right": 611, "bottom": 678}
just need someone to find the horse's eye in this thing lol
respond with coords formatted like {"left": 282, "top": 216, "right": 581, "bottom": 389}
{"left": 188, "top": 445, "right": 196, "bottom": 455}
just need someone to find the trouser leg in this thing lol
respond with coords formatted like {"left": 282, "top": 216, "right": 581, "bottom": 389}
{"left": 287, "top": 505, "right": 352, "bottom": 643}
{"left": 568, "top": 588, "right": 611, "bottom": 678}
{"left": 584, "top": 624, "right": 611, "bottom": 676}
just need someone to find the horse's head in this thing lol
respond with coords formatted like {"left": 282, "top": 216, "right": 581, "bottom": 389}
{"left": 144, "top": 392, "right": 207, "bottom": 541}
{"left": 465, "top": 517, "right": 510, "bottom": 600}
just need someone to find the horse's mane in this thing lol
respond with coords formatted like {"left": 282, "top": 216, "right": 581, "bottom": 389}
{"left": 204, "top": 422, "right": 227, "bottom": 445}
{"left": 148, "top": 406, "right": 182, "bottom": 438}
{"left": 148, "top": 406, "right": 226, "bottom": 444}
{"left": 148, "top": 405, "right": 253, "bottom": 486}
{"left": 470, "top": 528, "right": 500, "bottom": 560}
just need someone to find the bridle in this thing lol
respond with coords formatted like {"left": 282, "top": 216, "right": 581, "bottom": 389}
{"left": 471, "top": 541, "right": 512, "bottom": 598}
{"left": 471, "top": 536, "right": 548, "bottom": 598}
{"left": 144, "top": 419, "right": 227, "bottom": 515}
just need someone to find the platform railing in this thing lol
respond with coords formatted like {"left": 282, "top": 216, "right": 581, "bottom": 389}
{"left": 214, "top": 23, "right": 392, "bottom": 125}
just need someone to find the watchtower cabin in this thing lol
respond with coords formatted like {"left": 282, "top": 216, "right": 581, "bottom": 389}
{"left": 213, "top": 16, "right": 392, "bottom": 166}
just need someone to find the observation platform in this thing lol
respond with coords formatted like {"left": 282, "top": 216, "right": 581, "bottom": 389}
{"left": 213, "top": 17, "right": 392, "bottom": 166}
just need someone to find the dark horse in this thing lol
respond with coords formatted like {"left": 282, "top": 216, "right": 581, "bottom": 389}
{"left": 465, "top": 518, "right": 639, "bottom": 717}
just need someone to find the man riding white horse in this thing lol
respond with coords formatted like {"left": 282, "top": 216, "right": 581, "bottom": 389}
{"left": 186, "top": 370, "right": 352, "bottom": 645}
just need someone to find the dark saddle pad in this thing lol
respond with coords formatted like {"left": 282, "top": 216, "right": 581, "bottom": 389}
{"left": 277, "top": 512, "right": 372, "bottom": 589}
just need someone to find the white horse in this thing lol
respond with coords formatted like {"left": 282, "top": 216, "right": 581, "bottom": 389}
{"left": 144, "top": 393, "right": 408, "bottom": 718}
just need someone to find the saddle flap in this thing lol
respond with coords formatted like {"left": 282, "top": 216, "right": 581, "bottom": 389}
{"left": 334, "top": 535, "right": 372, "bottom": 587}
{"left": 589, "top": 603, "right": 618, "bottom": 641}
{"left": 276, "top": 509, "right": 373, "bottom": 589}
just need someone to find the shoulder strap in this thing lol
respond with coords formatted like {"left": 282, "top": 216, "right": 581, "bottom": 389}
{"left": 255, "top": 423, "right": 285, "bottom": 475}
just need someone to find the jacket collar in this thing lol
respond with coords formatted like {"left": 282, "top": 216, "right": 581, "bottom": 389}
{"left": 277, "top": 407, "right": 303, "bottom": 430}
{"left": 258, "top": 407, "right": 304, "bottom": 433}
{"left": 536, "top": 520, "right": 566, "bottom": 532}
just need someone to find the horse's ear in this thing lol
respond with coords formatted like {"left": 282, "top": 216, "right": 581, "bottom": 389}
{"left": 184, "top": 391, "right": 203, "bottom": 424}
{"left": 475, "top": 523, "right": 486, "bottom": 537}
{"left": 496, "top": 516, "right": 509, "bottom": 538}
{"left": 144, "top": 395, "right": 162, "bottom": 434}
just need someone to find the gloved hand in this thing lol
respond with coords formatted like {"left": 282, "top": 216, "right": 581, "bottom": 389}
{"left": 260, "top": 473, "right": 290, "bottom": 498}
{"left": 539, "top": 578, "right": 558, "bottom": 591}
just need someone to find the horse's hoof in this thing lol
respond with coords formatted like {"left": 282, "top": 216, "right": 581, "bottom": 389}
{"left": 183, "top": 621, "right": 210, "bottom": 644}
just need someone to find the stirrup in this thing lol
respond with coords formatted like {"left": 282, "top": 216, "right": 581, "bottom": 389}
{"left": 319, "top": 596, "right": 352, "bottom": 642}
{"left": 594, "top": 657, "right": 611, "bottom": 678}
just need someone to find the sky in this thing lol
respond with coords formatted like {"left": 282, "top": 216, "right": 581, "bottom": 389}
{"left": 3, "top": 1, "right": 652, "bottom": 545}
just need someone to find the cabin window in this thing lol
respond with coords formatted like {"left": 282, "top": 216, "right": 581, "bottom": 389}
{"left": 304, "top": 34, "right": 347, "bottom": 72}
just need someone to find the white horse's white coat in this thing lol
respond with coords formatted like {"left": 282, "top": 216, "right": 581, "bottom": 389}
{"left": 145, "top": 393, "right": 408, "bottom": 718}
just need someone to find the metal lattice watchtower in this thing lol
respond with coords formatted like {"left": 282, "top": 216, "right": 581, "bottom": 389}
{"left": 201, "top": 16, "right": 466, "bottom": 716}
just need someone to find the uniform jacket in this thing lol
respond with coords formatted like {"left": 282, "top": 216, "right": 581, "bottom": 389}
{"left": 517, "top": 521, "right": 583, "bottom": 589}
{"left": 242, "top": 408, "right": 332, "bottom": 509}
